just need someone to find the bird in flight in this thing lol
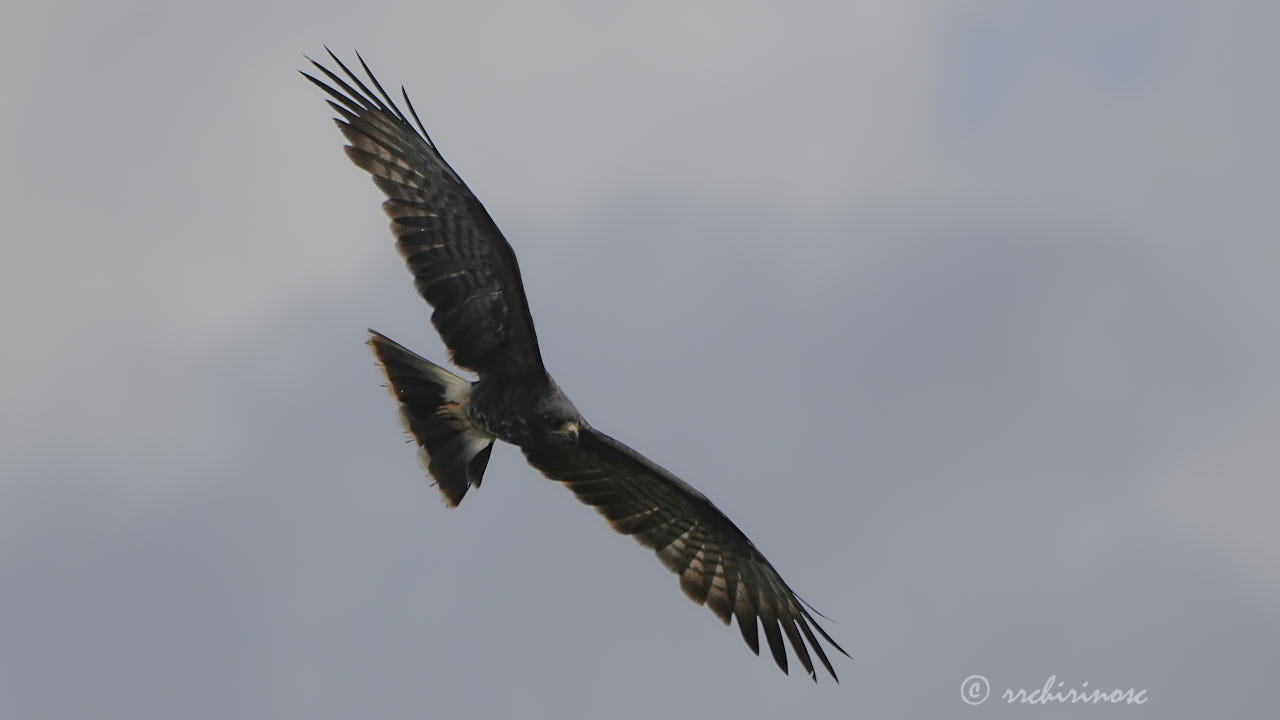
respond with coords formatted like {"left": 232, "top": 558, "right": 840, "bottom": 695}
{"left": 303, "top": 49, "right": 848, "bottom": 681}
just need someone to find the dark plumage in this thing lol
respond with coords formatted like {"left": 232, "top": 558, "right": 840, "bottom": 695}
{"left": 303, "top": 49, "right": 848, "bottom": 681}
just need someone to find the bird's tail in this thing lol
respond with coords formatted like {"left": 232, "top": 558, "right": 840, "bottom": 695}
{"left": 367, "top": 330, "right": 494, "bottom": 507}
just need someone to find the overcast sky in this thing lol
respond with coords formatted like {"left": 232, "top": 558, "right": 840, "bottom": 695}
{"left": 2, "top": 1, "right": 1278, "bottom": 718}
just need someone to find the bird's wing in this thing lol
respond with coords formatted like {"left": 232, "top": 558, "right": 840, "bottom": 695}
{"left": 303, "top": 51, "right": 545, "bottom": 380}
{"left": 523, "top": 427, "right": 848, "bottom": 681}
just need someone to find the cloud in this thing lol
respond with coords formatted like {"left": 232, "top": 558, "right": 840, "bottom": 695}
{"left": 2, "top": 1, "right": 1277, "bottom": 718}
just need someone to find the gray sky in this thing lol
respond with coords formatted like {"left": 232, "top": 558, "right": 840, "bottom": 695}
{"left": 3, "top": 1, "right": 1278, "bottom": 717}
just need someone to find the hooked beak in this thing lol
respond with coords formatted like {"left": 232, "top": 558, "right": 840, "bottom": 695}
{"left": 555, "top": 422, "right": 580, "bottom": 443}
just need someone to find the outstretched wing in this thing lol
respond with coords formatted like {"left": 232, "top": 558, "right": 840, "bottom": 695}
{"left": 303, "top": 51, "right": 545, "bottom": 380}
{"left": 523, "top": 428, "right": 848, "bottom": 681}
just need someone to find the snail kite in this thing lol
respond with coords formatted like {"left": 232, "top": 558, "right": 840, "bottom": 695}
{"left": 303, "top": 50, "right": 848, "bottom": 681}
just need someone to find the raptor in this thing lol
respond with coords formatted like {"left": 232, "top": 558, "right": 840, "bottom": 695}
{"left": 303, "top": 50, "right": 847, "bottom": 681}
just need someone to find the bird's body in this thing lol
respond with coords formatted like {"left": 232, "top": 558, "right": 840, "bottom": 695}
{"left": 304, "top": 50, "right": 848, "bottom": 681}
{"left": 468, "top": 372, "right": 583, "bottom": 448}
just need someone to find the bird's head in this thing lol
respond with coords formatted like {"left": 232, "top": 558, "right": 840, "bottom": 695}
{"left": 534, "top": 382, "right": 584, "bottom": 445}
{"left": 542, "top": 415, "right": 580, "bottom": 444}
